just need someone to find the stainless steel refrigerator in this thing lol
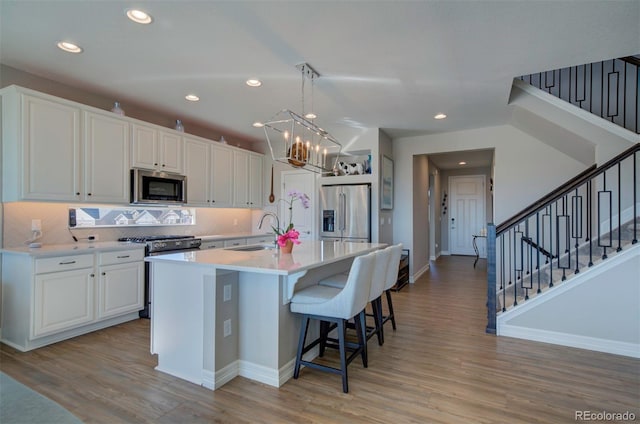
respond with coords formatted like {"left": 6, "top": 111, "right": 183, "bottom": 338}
{"left": 320, "top": 184, "right": 371, "bottom": 242}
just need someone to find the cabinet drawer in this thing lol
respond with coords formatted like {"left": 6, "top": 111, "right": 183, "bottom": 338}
{"left": 223, "top": 238, "right": 247, "bottom": 248}
{"left": 247, "top": 236, "right": 271, "bottom": 244}
{"left": 35, "top": 254, "right": 94, "bottom": 274}
{"left": 100, "top": 249, "right": 145, "bottom": 265}
{"left": 201, "top": 241, "right": 223, "bottom": 250}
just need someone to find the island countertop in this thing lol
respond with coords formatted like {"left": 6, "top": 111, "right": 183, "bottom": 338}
{"left": 145, "top": 240, "right": 386, "bottom": 275}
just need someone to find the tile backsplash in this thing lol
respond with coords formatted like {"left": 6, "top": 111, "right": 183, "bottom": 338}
{"left": 2, "top": 202, "right": 254, "bottom": 248}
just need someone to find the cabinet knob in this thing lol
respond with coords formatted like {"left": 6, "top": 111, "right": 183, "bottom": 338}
{"left": 76, "top": 192, "right": 80, "bottom": 196}
{"left": 154, "top": 163, "right": 158, "bottom": 166}
{"left": 212, "top": 200, "right": 215, "bottom": 203}
{"left": 87, "top": 193, "right": 92, "bottom": 196}
{"left": 161, "top": 164, "right": 165, "bottom": 167}
{"left": 90, "top": 273, "right": 95, "bottom": 277}
{"left": 102, "top": 272, "right": 106, "bottom": 276}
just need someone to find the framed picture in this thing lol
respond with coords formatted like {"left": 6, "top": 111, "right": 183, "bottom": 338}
{"left": 381, "top": 155, "right": 394, "bottom": 210}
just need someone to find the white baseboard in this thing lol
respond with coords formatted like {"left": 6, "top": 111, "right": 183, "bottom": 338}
{"left": 412, "top": 262, "right": 429, "bottom": 283}
{"left": 441, "top": 251, "right": 450, "bottom": 256}
{"left": 499, "top": 325, "right": 640, "bottom": 358}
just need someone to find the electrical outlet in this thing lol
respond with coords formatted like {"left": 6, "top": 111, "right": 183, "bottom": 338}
{"left": 223, "top": 319, "right": 232, "bottom": 337}
{"left": 223, "top": 284, "right": 232, "bottom": 302}
{"left": 233, "top": 219, "right": 238, "bottom": 226}
{"left": 31, "top": 219, "right": 42, "bottom": 231}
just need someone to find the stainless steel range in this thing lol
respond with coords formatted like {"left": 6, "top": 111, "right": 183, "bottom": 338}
{"left": 118, "top": 235, "right": 202, "bottom": 318}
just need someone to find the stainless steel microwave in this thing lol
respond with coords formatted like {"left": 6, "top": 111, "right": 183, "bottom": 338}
{"left": 130, "top": 169, "right": 187, "bottom": 205}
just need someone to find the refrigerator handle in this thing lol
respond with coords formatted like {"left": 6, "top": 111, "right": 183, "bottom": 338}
{"left": 341, "top": 193, "right": 347, "bottom": 231}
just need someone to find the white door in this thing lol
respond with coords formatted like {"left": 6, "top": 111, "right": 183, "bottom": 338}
{"left": 449, "top": 175, "right": 485, "bottom": 256}
{"left": 281, "top": 170, "right": 316, "bottom": 240}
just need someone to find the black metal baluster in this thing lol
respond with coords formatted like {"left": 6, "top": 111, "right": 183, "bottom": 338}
{"left": 598, "top": 171, "right": 612, "bottom": 260}
{"left": 549, "top": 202, "right": 555, "bottom": 288}
{"left": 634, "top": 150, "right": 638, "bottom": 244}
{"left": 572, "top": 188, "right": 583, "bottom": 274}
{"left": 617, "top": 162, "right": 622, "bottom": 252}
{"left": 587, "top": 179, "right": 593, "bottom": 266}
{"left": 501, "top": 233, "right": 506, "bottom": 312}
{"left": 513, "top": 228, "right": 519, "bottom": 307}
{"left": 536, "top": 212, "right": 541, "bottom": 294}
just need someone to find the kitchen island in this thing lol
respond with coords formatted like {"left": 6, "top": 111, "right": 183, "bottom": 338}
{"left": 146, "top": 240, "right": 385, "bottom": 390}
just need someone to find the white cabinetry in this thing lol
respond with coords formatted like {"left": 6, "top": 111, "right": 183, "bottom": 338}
{"left": 183, "top": 137, "right": 234, "bottom": 207}
{"left": 200, "top": 240, "right": 223, "bottom": 250}
{"left": 184, "top": 136, "right": 210, "bottom": 206}
{"left": 97, "top": 250, "right": 144, "bottom": 319}
{"left": 1, "top": 88, "right": 81, "bottom": 201}
{"left": 211, "top": 143, "right": 234, "bottom": 207}
{"left": 33, "top": 254, "right": 95, "bottom": 337}
{"left": 84, "top": 111, "right": 130, "bottom": 203}
{"left": 1, "top": 86, "right": 129, "bottom": 203}
{"left": 223, "top": 238, "right": 247, "bottom": 248}
{"left": 132, "top": 123, "right": 183, "bottom": 173}
{"left": 1, "top": 247, "right": 144, "bottom": 352}
{"left": 233, "top": 150, "right": 263, "bottom": 208}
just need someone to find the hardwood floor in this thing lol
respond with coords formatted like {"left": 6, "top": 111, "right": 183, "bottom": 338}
{"left": 1, "top": 255, "right": 638, "bottom": 423}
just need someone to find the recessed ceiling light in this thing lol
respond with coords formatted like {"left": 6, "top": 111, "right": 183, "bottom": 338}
{"left": 126, "top": 9, "right": 153, "bottom": 24}
{"left": 246, "top": 79, "right": 262, "bottom": 87}
{"left": 434, "top": 113, "right": 447, "bottom": 120}
{"left": 252, "top": 122, "right": 264, "bottom": 128}
{"left": 185, "top": 94, "right": 200, "bottom": 102}
{"left": 304, "top": 112, "right": 317, "bottom": 120}
{"left": 458, "top": 161, "right": 467, "bottom": 165}
{"left": 56, "top": 41, "right": 83, "bottom": 53}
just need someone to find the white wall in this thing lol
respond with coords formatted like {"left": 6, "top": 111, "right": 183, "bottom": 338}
{"left": 394, "top": 125, "right": 588, "bottom": 278}
{"left": 499, "top": 246, "right": 640, "bottom": 357}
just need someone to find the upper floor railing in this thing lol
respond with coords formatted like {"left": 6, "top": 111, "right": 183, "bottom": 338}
{"left": 518, "top": 56, "right": 639, "bottom": 134}
{"left": 486, "top": 144, "right": 639, "bottom": 333}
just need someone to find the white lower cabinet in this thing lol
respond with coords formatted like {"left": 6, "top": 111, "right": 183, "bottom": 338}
{"left": 223, "top": 238, "right": 247, "bottom": 248}
{"left": 97, "top": 251, "right": 144, "bottom": 319}
{"left": 1, "top": 248, "right": 144, "bottom": 352}
{"left": 33, "top": 266, "right": 95, "bottom": 337}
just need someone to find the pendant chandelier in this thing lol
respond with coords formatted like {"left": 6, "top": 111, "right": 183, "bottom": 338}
{"left": 262, "top": 63, "right": 342, "bottom": 174}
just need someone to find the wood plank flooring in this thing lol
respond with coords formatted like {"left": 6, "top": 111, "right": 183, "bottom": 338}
{"left": 1, "top": 256, "right": 638, "bottom": 423}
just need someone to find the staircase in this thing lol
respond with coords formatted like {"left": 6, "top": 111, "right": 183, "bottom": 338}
{"left": 486, "top": 141, "right": 639, "bottom": 356}
{"left": 518, "top": 55, "right": 639, "bottom": 134}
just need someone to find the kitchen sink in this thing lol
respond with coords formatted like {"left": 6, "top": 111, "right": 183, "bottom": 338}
{"left": 225, "top": 244, "right": 275, "bottom": 252}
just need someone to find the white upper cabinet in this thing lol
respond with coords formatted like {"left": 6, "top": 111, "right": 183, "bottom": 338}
{"left": 2, "top": 89, "right": 82, "bottom": 201}
{"left": 183, "top": 136, "right": 211, "bottom": 206}
{"left": 1, "top": 85, "right": 263, "bottom": 207}
{"left": 249, "top": 152, "right": 263, "bottom": 208}
{"left": 211, "top": 143, "right": 234, "bottom": 207}
{"left": 232, "top": 149, "right": 263, "bottom": 208}
{"left": 131, "top": 123, "right": 183, "bottom": 173}
{"left": 84, "top": 111, "right": 130, "bottom": 203}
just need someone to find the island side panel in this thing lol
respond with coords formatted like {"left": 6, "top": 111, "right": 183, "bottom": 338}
{"left": 151, "top": 261, "right": 207, "bottom": 385}
{"left": 237, "top": 271, "right": 284, "bottom": 386}
{"left": 212, "top": 269, "right": 239, "bottom": 389}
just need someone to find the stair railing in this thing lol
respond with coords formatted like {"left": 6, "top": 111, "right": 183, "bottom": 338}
{"left": 518, "top": 56, "right": 639, "bottom": 134}
{"left": 486, "top": 144, "right": 639, "bottom": 334}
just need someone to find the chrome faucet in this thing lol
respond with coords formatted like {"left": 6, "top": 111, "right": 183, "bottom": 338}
{"left": 258, "top": 212, "right": 280, "bottom": 248}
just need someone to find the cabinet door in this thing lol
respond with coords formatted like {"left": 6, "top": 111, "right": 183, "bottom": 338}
{"left": 84, "top": 111, "right": 130, "bottom": 203}
{"left": 131, "top": 123, "right": 158, "bottom": 170}
{"left": 33, "top": 268, "right": 94, "bottom": 337}
{"left": 159, "top": 131, "right": 183, "bottom": 173}
{"left": 211, "top": 144, "right": 233, "bottom": 207}
{"left": 200, "top": 240, "right": 223, "bottom": 249}
{"left": 22, "top": 94, "right": 81, "bottom": 201}
{"left": 233, "top": 150, "right": 250, "bottom": 207}
{"left": 184, "top": 137, "right": 210, "bottom": 206}
{"left": 248, "top": 152, "right": 263, "bottom": 208}
{"left": 97, "top": 262, "right": 144, "bottom": 319}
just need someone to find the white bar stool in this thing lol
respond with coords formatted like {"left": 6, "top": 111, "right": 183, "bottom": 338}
{"left": 381, "top": 244, "right": 403, "bottom": 333}
{"left": 290, "top": 251, "right": 375, "bottom": 393}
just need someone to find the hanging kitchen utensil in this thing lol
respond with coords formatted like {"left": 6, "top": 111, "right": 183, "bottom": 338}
{"left": 269, "top": 165, "right": 275, "bottom": 203}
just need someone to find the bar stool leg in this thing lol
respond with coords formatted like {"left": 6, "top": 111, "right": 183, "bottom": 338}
{"left": 385, "top": 289, "right": 397, "bottom": 330}
{"left": 375, "top": 297, "right": 384, "bottom": 345}
{"left": 294, "top": 316, "right": 310, "bottom": 379}
{"left": 337, "top": 317, "right": 348, "bottom": 393}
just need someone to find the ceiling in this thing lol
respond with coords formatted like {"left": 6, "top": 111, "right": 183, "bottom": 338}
{"left": 1, "top": 0, "right": 638, "bottom": 148}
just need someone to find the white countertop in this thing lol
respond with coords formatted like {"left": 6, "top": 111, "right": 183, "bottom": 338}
{"left": 1, "top": 241, "right": 145, "bottom": 257}
{"left": 146, "top": 240, "right": 386, "bottom": 275}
